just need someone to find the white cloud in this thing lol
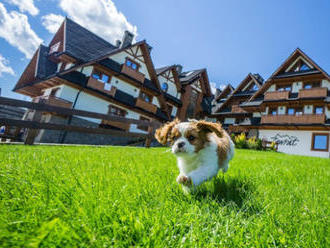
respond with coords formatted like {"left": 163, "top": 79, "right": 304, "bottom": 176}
{"left": 58, "top": 0, "right": 137, "bottom": 44}
{"left": 0, "top": 3, "right": 42, "bottom": 58}
{"left": 6, "top": 0, "right": 39, "bottom": 16}
{"left": 0, "top": 54, "right": 15, "bottom": 77}
{"left": 41, "top": 13, "right": 64, "bottom": 34}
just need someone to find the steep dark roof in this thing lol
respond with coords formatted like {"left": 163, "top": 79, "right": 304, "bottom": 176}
{"left": 155, "top": 66, "right": 172, "bottom": 75}
{"left": 64, "top": 18, "right": 117, "bottom": 62}
{"left": 274, "top": 69, "right": 320, "bottom": 79}
{"left": 179, "top": 69, "right": 204, "bottom": 84}
{"left": 252, "top": 73, "right": 264, "bottom": 85}
{"left": 36, "top": 45, "right": 57, "bottom": 79}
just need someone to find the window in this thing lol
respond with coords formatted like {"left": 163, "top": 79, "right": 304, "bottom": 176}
{"left": 49, "top": 42, "right": 60, "bottom": 54}
{"left": 295, "top": 107, "right": 303, "bottom": 115}
{"left": 277, "top": 85, "right": 291, "bottom": 91}
{"left": 125, "top": 58, "right": 139, "bottom": 71}
{"left": 287, "top": 108, "right": 295, "bottom": 115}
{"left": 270, "top": 108, "right": 277, "bottom": 115}
{"left": 92, "top": 69, "right": 110, "bottom": 83}
{"left": 311, "top": 133, "right": 329, "bottom": 151}
{"left": 304, "top": 82, "right": 320, "bottom": 89}
{"left": 252, "top": 84, "right": 258, "bottom": 91}
{"left": 304, "top": 84, "right": 312, "bottom": 89}
{"left": 314, "top": 106, "right": 324, "bottom": 114}
{"left": 300, "top": 63, "right": 309, "bottom": 71}
{"left": 108, "top": 105, "right": 126, "bottom": 117}
{"left": 137, "top": 116, "right": 150, "bottom": 132}
{"left": 161, "top": 82, "right": 169, "bottom": 92}
{"left": 139, "top": 91, "right": 152, "bottom": 103}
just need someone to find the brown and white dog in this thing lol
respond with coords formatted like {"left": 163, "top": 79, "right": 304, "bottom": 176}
{"left": 155, "top": 119, "right": 234, "bottom": 192}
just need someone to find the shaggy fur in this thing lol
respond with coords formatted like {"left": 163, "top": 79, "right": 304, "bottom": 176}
{"left": 155, "top": 119, "right": 234, "bottom": 192}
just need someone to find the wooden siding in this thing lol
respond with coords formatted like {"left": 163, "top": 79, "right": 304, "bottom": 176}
{"left": 101, "top": 119, "right": 130, "bottom": 131}
{"left": 136, "top": 98, "right": 157, "bottom": 114}
{"left": 49, "top": 21, "right": 65, "bottom": 53}
{"left": 232, "top": 104, "right": 246, "bottom": 113}
{"left": 298, "top": 87, "right": 328, "bottom": 98}
{"left": 33, "top": 95, "right": 72, "bottom": 109}
{"left": 121, "top": 64, "right": 145, "bottom": 83}
{"left": 15, "top": 48, "right": 39, "bottom": 89}
{"left": 87, "top": 77, "right": 116, "bottom": 96}
{"left": 261, "top": 114, "right": 325, "bottom": 124}
{"left": 264, "top": 91, "right": 290, "bottom": 101}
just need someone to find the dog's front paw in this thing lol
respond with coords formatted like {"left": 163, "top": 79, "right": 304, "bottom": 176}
{"left": 176, "top": 175, "right": 192, "bottom": 186}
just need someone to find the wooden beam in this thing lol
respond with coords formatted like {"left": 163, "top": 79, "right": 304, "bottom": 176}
{"left": 0, "top": 118, "right": 153, "bottom": 139}
{"left": 0, "top": 96, "right": 161, "bottom": 128}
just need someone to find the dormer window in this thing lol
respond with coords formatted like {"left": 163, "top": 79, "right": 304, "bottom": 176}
{"left": 49, "top": 42, "right": 60, "bottom": 54}
{"left": 161, "top": 82, "right": 168, "bottom": 92}
{"left": 252, "top": 84, "right": 258, "bottom": 91}
{"left": 300, "top": 63, "right": 309, "bottom": 71}
{"left": 125, "top": 58, "right": 139, "bottom": 71}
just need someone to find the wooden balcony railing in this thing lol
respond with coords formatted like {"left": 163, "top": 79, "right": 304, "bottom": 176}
{"left": 34, "top": 95, "right": 72, "bottom": 109}
{"left": 136, "top": 98, "right": 157, "bottom": 114}
{"left": 261, "top": 114, "right": 326, "bottom": 124}
{"left": 231, "top": 104, "right": 246, "bottom": 113}
{"left": 101, "top": 119, "right": 130, "bottom": 131}
{"left": 298, "top": 87, "right": 328, "bottom": 98}
{"left": 264, "top": 91, "right": 289, "bottom": 101}
{"left": 121, "top": 64, "right": 145, "bottom": 83}
{"left": 87, "top": 77, "right": 116, "bottom": 96}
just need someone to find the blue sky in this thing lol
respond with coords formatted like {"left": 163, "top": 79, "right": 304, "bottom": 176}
{"left": 1, "top": 0, "right": 330, "bottom": 100}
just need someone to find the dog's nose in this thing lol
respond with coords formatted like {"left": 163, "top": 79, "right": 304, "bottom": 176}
{"left": 178, "top": 142, "right": 185, "bottom": 148}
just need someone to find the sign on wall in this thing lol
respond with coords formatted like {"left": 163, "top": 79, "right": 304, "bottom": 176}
{"left": 270, "top": 133, "right": 300, "bottom": 146}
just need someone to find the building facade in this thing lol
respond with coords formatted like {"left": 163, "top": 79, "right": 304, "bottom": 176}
{"left": 13, "top": 18, "right": 212, "bottom": 145}
{"left": 212, "top": 49, "right": 330, "bottom": 158}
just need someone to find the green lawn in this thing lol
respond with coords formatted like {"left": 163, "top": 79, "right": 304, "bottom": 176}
{"left": 0, "top": 145, "right": 329, "bottom": 247}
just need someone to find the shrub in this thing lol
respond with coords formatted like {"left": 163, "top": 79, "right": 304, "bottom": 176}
{"left": 234, "top": 133, "right": 248, "bottom": 149}
{"left": 256, "top": 138, "right": 263, "bottom": 150}
{"left": 247, "top": 136, "right": 258, "bottom": 150}
{"left": 233, "top": 134, "right": 264, "bottom": 150}
{"left": 270, "top": 141, "right": 277, "bottom": 151}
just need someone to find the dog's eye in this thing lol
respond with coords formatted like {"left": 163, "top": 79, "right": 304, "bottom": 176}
{"left": 188, "top": 135, "right": 195, "bottom": 141}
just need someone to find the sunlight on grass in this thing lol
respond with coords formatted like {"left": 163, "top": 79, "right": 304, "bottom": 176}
{"left": 0, "top": 145, "right": 329, "bottom": 247}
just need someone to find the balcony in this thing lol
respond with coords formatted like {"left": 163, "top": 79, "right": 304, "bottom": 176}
{"left": 261, "top": 114, "right": 326, "bottom": 124}
{"left": 121, "top": 64, "right": 145, "bottom": 83}
{"left": 232, "top": 104, "right": 246, "bottom": 113}
{"left": 87, "top": 77, "right": 116, "bottom": 96}
{"left": 264, "top": 91, "right": 289, "bottom": 101}
{"left": 298, "top": 87, "right": 328, "bottom": 99}
{"left": 101, "top": 119, "right": 130, "bottom": 131}
{"left": 136, "top": 98, "right": 157, "bottom": 114}
{"left": 34, "top": 95, "right": 72, "bottom": 108}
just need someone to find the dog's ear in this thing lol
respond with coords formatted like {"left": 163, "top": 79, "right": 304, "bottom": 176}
{"left": 196, "top": 120, "right": 224, "bottom": 138}
{"left": 155, "top": 118, "right": 180, "bottom": 145}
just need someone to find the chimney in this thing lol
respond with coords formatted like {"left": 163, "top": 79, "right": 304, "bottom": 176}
{"left": 175, "top": 64, "right": 183, "bottom": 75}
{"left": 121, "top": 30, "right": 134, "bottom": 48}
{"left": 115, "top": 40, "right": 122, "bottom": 48}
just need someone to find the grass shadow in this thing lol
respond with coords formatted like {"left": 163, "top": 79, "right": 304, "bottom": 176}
{"left": 193, "top": 177, "right": 260, "bottom": 214}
